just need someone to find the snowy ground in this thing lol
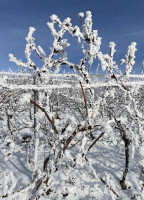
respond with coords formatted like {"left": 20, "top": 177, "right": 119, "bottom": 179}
{"left": 0, "top": 137, "right": 142, "bottom": 199}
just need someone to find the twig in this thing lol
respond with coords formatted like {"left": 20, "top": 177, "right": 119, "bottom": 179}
{"left": 62, "top": 124, "right": 98, "bottom": 153}
{"left": 62, "top": 129, "right": 78, "bottom": 153}
{"left": 100, "top": 177, "right": 119, "bottom": 198}
{"left": 30, "top": 99, "right": 59, "bottom": 134}
{"left": 87, "top": 132, "right": 105, "bottom": 152}
{"left": 80, "top": 17, "right": 83, "bottom": 25}
{"left": 79, "top": 81, "right": 88, "bottom": 117}
{"left": 115, "top": 119, "right": 130, "bottom": 189}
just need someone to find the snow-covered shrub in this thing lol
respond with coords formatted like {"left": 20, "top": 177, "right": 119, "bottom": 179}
{"left": 0, "top": 11, "right": 144, "bottom": 200}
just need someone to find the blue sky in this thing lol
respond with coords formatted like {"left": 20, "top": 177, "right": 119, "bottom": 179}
{"left": 0, "top": 0, "right": 144, "bottom": 74}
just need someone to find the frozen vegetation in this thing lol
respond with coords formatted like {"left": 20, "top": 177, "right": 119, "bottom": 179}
{"left": 0, "top": 11, "right": 144, "bottom": 199}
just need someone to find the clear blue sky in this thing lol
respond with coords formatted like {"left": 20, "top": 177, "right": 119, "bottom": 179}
{"left": 0, "top": 0, "right": 144, "bottom": 74}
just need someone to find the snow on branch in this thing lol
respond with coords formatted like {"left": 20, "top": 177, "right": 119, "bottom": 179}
{"left": 125, "top": 42, "right": 137, "bottom": 76}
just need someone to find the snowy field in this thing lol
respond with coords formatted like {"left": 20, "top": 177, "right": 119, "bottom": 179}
{"left": 0, "top": 80, "right": 144, "bottom": 199}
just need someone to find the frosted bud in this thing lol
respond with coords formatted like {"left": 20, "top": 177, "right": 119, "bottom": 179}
{"left": 86, "top": 11, "right": 92, "bottom": 17}
{"left": 119, "top": 59, "right": 125, "bottom": 65}
{"left": 78, "top": 12, "right": 84, "bottom": 18}
{"left": 38, "top": 46, "right": 46, "bottom": 58}
{"left": 9, "top": 54, "right": 15, "bottom": 62}
{"left": 109, "top": 42, "right": 116, "bottom": 57}
{"left": 50, "top": 14, "right": 58, "bottom": 21}
{"left": 93, "top": 30, "right": 98, "bottom": 36}
{"left": 25, "top": 27, "right": 36, "bottom": 42}
{"left": 64, "top": 17, "right": 71, "bottom": 24}
{"left": 109, "top": 41, "right": 116, "bottom": 48}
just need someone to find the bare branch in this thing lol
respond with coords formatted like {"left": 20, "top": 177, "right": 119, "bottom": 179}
{"left": 87, "top": 132, "right": 105, "bottom": 152}
{"left": 30, "top": 99, "right": 59, "bottom": 134}
{"left": 79, "top": 81, "right": 88, "bottom": 117}
{"left": 62, "top": 129, "right": 77, "bottom": 153}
